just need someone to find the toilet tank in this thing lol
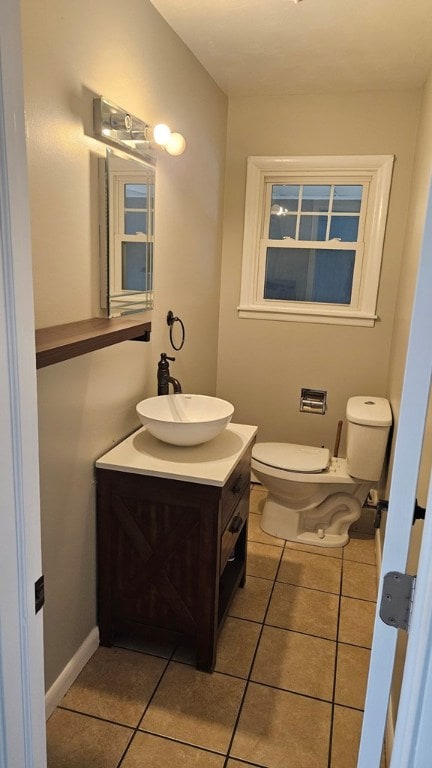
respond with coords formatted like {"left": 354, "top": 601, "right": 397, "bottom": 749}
{"left": 346, "top": 396, "right": 392, "bottom": 481}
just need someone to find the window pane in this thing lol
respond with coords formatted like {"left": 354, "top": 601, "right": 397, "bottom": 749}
{"left": 125, "top": 211, "right": 147, "bottom": 234}
{"left": 264, "top": 248, "right": 302, "bottom": 300}
{"left": 299, "top": 215, "right": 327, "bottom": 241}
{"left": 312, "top": 250, "right": 355, "bottom": 303}
{"left": 269, "top": 213, "right": 296, "bottom": 239}
{"left": 333, "top": 185, "right": 363, "bottom": 213}
{"left": 271, "top": 184, "right": 299, "bottom": 212}
{"left": 124, "top": 183, "right": 147, "bottom": 210}
{"left": 329, "top": 216, "right": 359, "bottom": 242}
{"left": 301, "top": 185, "right": 331, "bottom": 212}
{"left": 264, "top": 247, "right": 354, "bottom": 304}
{"left": 122, "top": 242, "right": 151, "bottom": 291}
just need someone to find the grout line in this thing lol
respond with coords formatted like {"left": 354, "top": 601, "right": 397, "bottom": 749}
{"left": 116, "top": 651, "right": 174, "bottom": 768}
{"left": 327, "top": 544, "right": 344, "bottom": 768}
{"left": 131, "top": 729, "right": 227, "bottom": 759}
{"left": 272, "top": 578, "right": 341, "bottom": 597}
{"left": 56, "top": 705, "right": 135, "bottom": 730}
{"left": 222, "top": 544, "right": 285, "bottom": 768}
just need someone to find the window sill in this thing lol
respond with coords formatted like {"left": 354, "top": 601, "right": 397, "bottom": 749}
{"left": 237, "top": 304, "right": 377, "bottom": 327}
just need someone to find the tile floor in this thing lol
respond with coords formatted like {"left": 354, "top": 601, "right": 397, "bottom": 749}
{"left": 47, "top": 486, "right": 385, "bottom": 768}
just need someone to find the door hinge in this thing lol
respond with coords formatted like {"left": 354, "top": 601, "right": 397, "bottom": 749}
{"left": 35, "top": 575, "right": 45, "bottom": 614}
{"left": 379, "top": 571, "right": 416, "bottom": 631}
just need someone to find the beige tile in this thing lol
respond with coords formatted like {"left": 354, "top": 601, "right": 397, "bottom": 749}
{"left": 46, "top": 708, "right": 132, "bottom": 768}
{"left": 228, "top": 575, "right": 273, "bottom": 622}
{"left": 285, "top": 540, "right": 343, "bottom": 559}
{"left": 214, "top": 617, "right": 261, "bottom": 678}
{"left": 330, "top": 705, "right": 386, "bottom": 767}
{"left": 339, "top": 596, "right": 376, "bottom": 647}
{"left": 277, "top": 548, "right": 342, "bottom": 594}
{"left": 249, "top": 486, "right": 267, "bottom": 515}
{"left": 342, "top": 560, "right": 377, "bottom": 601}
{"left": 343, "top": 533, "right": 376, "bottom": 565}
{"left": 140, "top": 661, "right": 246, "bottom": 752}
{"left": 227, "top": 762, "right": 262, "bottom": 768}
{"left": 266, "top": 581, "right": 339, "bottom": 640}
{"left": 335, "top": 643, "right": 370, "bottom": 709}
{"left": 248, "top": 512, "right": 285, "bottom": 546}
{"left": 231, "top": 682, "right": 331, "bottom": 767}
{"left": 330, "top": 705, "right": 362, "bottom": 768}
{"left": 61, "top": 646, "right": 167, "bottom": 727}
{"left": 251, "top": 625, "right": 336, "bottom": 701}
{"left": 121, "top": 732, "right": 225, "bottom": 767}
{"left": 247, "top": 540, "right": 283, "bottom": 580}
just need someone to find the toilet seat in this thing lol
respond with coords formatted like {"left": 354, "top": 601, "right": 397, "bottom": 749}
{"left": 252, "top": 443, "right": 330, "bottom": 473}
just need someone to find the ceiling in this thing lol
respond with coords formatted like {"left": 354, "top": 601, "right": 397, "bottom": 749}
{"left": 149, "top": 0, "right": 432, "bottom": 97}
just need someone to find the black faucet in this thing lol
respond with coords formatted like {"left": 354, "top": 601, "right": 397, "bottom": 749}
{"left": 157, "top": 353, "right": 182, "bottom": 395}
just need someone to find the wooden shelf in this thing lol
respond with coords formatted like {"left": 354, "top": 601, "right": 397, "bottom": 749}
{"left": 35, "top": 315, "right": 151, "bottom": 369}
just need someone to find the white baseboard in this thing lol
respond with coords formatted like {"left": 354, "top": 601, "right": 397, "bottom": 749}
{"left": 45, "top": 626, "right": 99, "bottom": 720}
{"left": 375, "top": 529, "right": 394, "bottom": 764}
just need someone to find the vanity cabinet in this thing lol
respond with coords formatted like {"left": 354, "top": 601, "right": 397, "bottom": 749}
{"left": 96, "top": 425, "right": 256, "bottom": 671}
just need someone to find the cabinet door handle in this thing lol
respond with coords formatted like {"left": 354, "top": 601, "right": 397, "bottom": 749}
{"left": 231, "top": 475, "right": 244, "bottom": 494}
{"left": 229, "top": 514, "right": 243, "bottom": 533}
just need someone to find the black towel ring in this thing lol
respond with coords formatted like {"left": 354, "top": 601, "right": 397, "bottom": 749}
{"left": 167, "top": 310, "right": 185, "bottom": 351}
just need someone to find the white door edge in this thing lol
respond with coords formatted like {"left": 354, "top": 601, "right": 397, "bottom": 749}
{"left": 0, "top": 0, "right": 46, "bottom": 765}
{"left": 390, "top": 468, "right": 432, "bottom": 766}
{"left": 358, "top": 181, "right": 432, "bottom": 765}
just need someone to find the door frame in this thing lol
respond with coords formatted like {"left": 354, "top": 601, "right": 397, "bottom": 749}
{"left": 0, "top": 0, "right": 46, "bottom": 765}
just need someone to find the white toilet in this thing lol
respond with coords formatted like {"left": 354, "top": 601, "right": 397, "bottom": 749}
{"left": 251, "top": 396, "right": 392, "bottom": 548}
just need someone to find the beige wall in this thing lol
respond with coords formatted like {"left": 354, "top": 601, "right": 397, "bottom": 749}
{"left": 217, "top": 92, "right": 420, "bottom": 454}
{"left": 20, "top": 0, "right": 227, "bottom": 689}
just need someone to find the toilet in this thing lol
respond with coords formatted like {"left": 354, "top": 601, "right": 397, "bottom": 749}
{"left": 251, "top": 396, "right": 392, "bottom": 548}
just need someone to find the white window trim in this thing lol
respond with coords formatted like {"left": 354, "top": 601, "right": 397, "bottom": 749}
{"left": 238, "top": 155, "right": 394, "bottom": 327}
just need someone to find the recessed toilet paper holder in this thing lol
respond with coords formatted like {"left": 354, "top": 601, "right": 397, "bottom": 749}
{"left": 299, "top": 388, "right": 327, "bottom": 415}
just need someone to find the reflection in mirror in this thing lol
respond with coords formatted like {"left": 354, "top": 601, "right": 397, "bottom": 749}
{"left": 99, "top": 148, "right": 155, "bottom": 317}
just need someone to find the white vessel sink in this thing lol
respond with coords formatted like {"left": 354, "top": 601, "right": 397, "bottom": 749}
{"left": 136, "top": 394, "right": 235, "bottom": 446}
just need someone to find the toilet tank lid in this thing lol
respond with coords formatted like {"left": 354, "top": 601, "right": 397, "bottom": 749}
{"left": 252, "top": 443, "right": 330, "bottom": 473}
{"left": 346, "top": 396, "right": 392, "bottom": 427}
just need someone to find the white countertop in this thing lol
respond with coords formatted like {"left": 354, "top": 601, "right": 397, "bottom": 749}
{"left": 96, "top": 423, "right": 258, "bottom": 486}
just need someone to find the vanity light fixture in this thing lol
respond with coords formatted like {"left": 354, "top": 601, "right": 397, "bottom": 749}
{"left": 152, "top": 123, "right": 187, "bottom": 156}
{"left": 93, "top": 96, "right": 186, "bottom": 159}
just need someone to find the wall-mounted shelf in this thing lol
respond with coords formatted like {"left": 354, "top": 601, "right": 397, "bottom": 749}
{"left": 35, "top": 315, "right": 151, "bottom": 369}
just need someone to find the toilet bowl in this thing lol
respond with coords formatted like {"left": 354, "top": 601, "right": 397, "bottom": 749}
{"left": 251, "top": 396, "right": 392, "bottom": 548}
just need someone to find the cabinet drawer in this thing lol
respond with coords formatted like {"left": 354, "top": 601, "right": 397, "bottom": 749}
{"left": 220, "top": 489, "right": 249, "bottom": 574}
{"left": 220, "top": 452, "right": 251, "bottom": 532}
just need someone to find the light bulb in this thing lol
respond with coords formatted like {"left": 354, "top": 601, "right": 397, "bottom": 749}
{"left": 153, "top": 123, "right": 171, "bottom": 145}
{"left": 165, "top": 132, "right": 186, "bottom": 156}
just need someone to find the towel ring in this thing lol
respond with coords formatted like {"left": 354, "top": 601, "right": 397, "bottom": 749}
{"left": 167, "top": 310, "right": 185, "bottom": 351}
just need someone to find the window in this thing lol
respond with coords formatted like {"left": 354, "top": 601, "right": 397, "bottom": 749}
{"left": 112, "top": 175, "right": 154, "bottom": 297}
{"left": 239, "top": 155, "right": 394, "bottom": 326}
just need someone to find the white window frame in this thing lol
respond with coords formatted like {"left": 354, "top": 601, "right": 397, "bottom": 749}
{"left": 238, "top": 155, "right": 394, "bottom": 326}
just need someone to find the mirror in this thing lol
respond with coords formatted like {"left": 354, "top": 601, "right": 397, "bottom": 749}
{"left": 99, "top": 148, "right": 155, "bottom": 317}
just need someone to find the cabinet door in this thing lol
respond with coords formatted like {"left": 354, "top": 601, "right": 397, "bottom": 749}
{"left": 97, "top": 470, "right": 220, "bottom": 646}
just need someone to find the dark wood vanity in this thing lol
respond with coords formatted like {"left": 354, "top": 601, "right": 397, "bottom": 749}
{"left": 95, "top": 424, "right": 256, "bottom": 671}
